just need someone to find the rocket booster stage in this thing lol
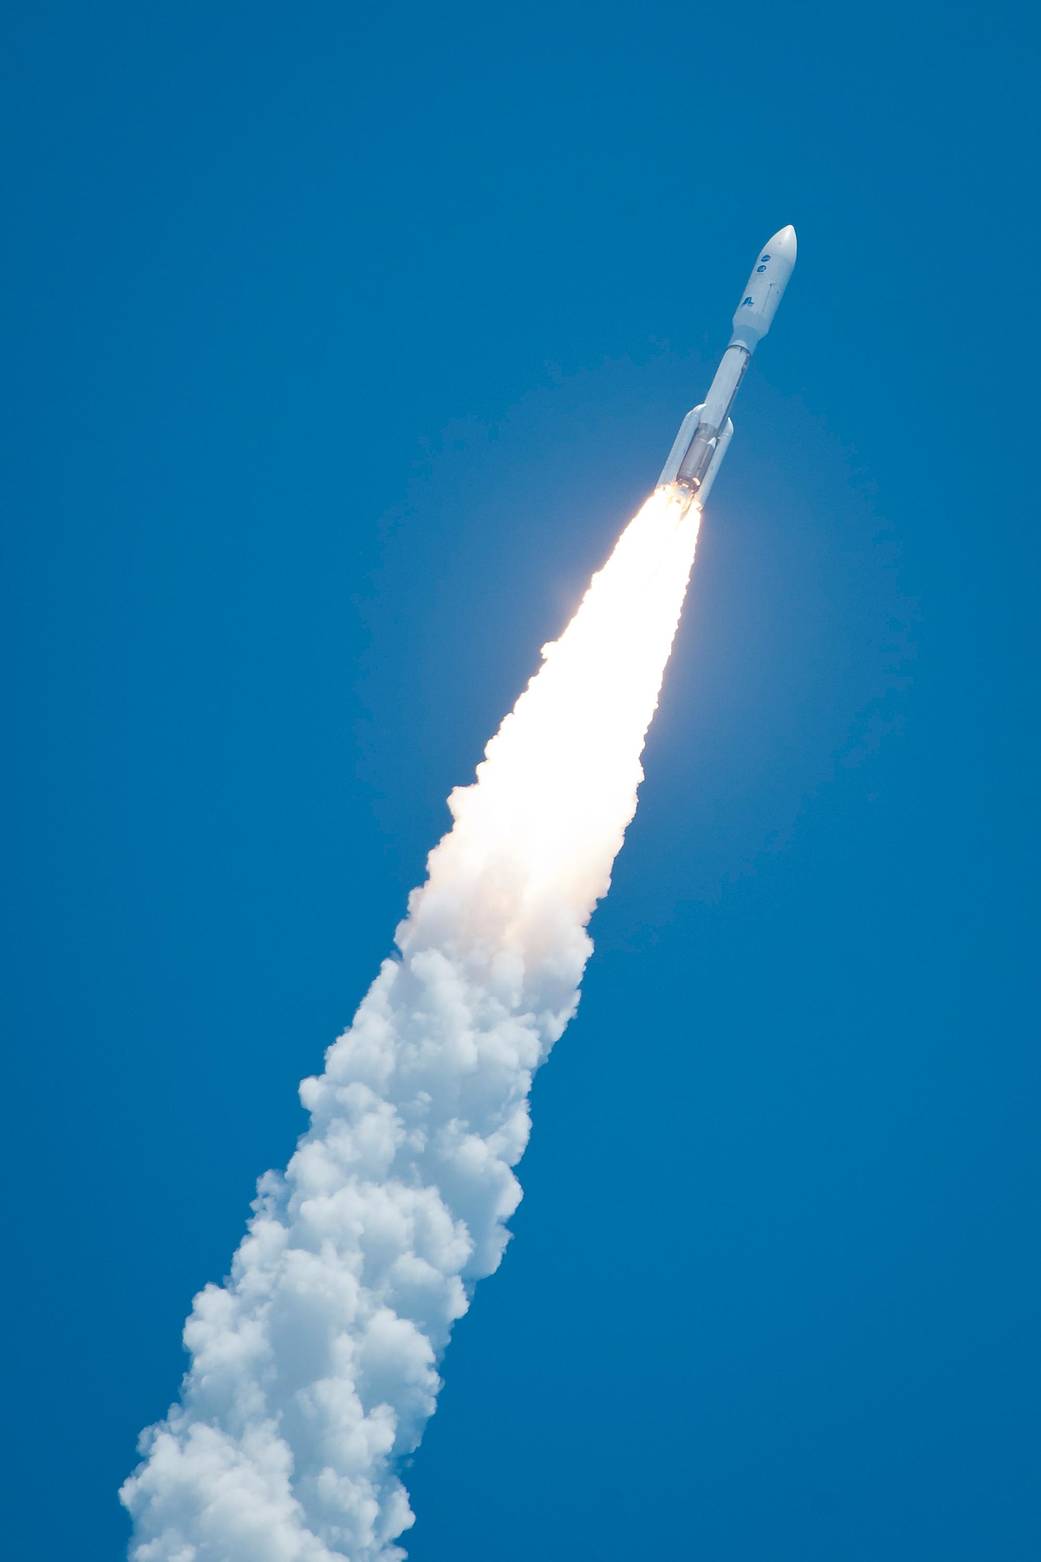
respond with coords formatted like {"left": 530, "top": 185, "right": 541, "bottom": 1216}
{"left": 659, "top": 226, "right": 797, "bottom": 506}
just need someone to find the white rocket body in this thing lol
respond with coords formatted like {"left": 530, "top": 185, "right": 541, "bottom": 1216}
{"left": 658, "top": 225, "right": 797, "bottom": 505}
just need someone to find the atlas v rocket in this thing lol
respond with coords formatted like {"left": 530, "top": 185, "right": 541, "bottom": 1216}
{"left": 658, "top": 226, "right": 797, "bottom": 506}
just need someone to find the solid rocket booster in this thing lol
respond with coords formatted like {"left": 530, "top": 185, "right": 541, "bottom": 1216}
{"left": 658, "top": 225, "right": 797, "bottom": 505}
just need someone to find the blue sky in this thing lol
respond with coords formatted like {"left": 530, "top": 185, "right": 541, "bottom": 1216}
{"left": 4, "top": 1, "right": 1039, "bottom": 1557}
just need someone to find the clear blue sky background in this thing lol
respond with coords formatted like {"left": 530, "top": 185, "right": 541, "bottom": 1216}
{"left": 4, "top": 3, "right": 1039, "bottom": 1557}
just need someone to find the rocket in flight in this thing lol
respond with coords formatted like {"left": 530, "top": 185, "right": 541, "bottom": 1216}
{"left": 658, "top": 226, "right": 797, "bottom": 506}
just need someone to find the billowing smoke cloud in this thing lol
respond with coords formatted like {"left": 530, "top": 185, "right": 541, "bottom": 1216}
{"left": 121, "top": 488, "right": 700, "bottom": 1560}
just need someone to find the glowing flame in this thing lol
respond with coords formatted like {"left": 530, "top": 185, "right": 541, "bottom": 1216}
{"left": 406, "top": 484, "right": 701, "bottom": 956}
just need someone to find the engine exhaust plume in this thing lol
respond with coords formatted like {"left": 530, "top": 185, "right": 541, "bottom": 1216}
{"left": 121, "top": 486, "right": 700, "bottom": 1560}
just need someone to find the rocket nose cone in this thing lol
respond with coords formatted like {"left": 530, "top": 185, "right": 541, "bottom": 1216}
{"left": 767, "top": 224, "right": 798, "bottom": 264}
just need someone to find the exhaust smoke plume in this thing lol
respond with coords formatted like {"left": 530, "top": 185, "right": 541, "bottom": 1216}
{"left": 122, "top": 487, "right": 700, "bottom": 1560}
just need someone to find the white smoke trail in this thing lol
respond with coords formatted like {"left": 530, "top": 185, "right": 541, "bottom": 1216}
{"left": 121, "top": 486, "right": 700, "bottom": 1561}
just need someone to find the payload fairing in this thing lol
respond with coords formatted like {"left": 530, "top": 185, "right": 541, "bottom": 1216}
{"left": 658, "top": 226, "right": 797, "bottom": 505}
